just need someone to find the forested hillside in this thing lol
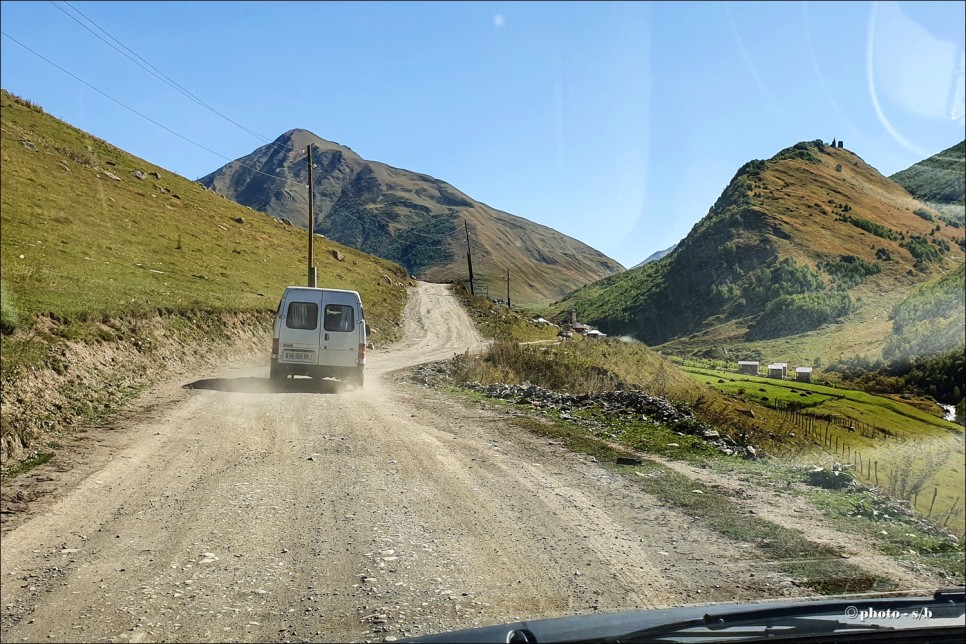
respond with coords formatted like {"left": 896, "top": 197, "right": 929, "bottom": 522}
{"left": 885, "top": 263, "right": 965, "bottom": 361}
{"left": 891, "top": 140, "right": 965, "bottom": 225}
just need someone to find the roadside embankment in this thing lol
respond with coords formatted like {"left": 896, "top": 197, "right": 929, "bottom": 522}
{"left": 0, "top": 309, "right": 273, "bottom": 469}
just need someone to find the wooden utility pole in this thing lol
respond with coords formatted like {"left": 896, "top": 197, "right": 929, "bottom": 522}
{"left": 464, "top": 220, "right": 475, "bottom": 296}
{"left": 307, "top": 144, "right": 316, "bottom": 287}
{"left": 506, "top": 268, "right": 511, "bottom": 309}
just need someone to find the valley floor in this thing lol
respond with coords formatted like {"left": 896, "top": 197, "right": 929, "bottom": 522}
{"left": 0, "top": 283, "right": 949, "bottom": 643}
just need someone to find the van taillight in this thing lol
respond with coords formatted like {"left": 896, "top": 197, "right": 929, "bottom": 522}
{"left": 358, "top": 342, "right": 366, "bottom": 362}
{"left": 272, "top": 338, "right": 279, "bottom": 358}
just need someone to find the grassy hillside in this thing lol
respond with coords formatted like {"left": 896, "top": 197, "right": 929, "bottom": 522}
{"left": 1, "top": 92, "right": 409, "bottom": 337}
{"left": 684, "top": 364, "right": 963, "bottom": 533}
{"left": 0, "top": 89, "right": 410, "bottom": 465}
{"left": 550, "top": 140, "right": 965, "bottom": 363}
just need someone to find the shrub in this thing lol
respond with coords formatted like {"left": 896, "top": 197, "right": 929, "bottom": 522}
{"left": 807, "top": 468, "right": 855, "bottom": 490}
{"left": 772, "top": 141, "right": 822, "bottom": 164}
{"left": 819, "top": 255, "right": 882, "bottom": 289}
{"left": 9, "top": 93, "right": 45, "bottom": 113}
{"left": 900, "top": 235, "right": 945, "bottom": 263}
{"left": 838, "top": 215, "right": 897, "bottom": 240}
{"left": 452, "top": 339, "right": 624, "bottom": 393}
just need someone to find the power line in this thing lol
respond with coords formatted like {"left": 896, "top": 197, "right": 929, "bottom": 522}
{"left": 2, "top": 31, "right": 238, "bottom": 165}
{"left": 51, "top": 0, "right": 293, "bottom": 157}
{"left": 21, "top": 3, "right": 468, "bottom": 246}
{"left": 1, "top": 30, "right": 468, "bottom": 248}
{"left": 1, "top": 31, "right": 360, "bottom": 207}
{"left": 50, "top": 4, "right": 476, "bottom": 246}
{"left": 36, "top": 4, "right": 471, "bottom": 247}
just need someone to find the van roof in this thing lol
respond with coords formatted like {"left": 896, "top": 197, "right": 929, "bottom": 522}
{"left": 283, "top": 286, "right": 361, "bottom": 297}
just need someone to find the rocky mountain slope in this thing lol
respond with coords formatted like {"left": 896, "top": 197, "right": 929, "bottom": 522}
{"left": 551, "top": 140, "right": 965, "bottom": 361}
{"left": 198, "top": 129, "right": 624, "bottom": 304}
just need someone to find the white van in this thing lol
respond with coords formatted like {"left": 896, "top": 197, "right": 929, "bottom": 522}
{"left": 270, "top": 286, "right": 367, "bottom": 389}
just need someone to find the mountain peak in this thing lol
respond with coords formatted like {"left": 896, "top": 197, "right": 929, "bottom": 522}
{"left": 198, "top": 131, "right": 623, "bottom": 302}
{"left": 274, "top": 129, "right": 359, "bottom": 157}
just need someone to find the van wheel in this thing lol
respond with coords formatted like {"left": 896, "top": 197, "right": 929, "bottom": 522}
{"left": 269, "top": 361, "right": 283, "bottom": 380}
{"left": 354, "top": 370, "right": 365, "bottom": 390}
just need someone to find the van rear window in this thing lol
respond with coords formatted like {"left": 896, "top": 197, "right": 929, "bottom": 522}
{"left": 286, "top": 302, "right": 318, "bottom": 330}
{"left": 324, "top": 304, "right": 355, "bottom": 332}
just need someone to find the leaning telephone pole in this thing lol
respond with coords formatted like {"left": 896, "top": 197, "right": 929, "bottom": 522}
{"left": 307, "top": 144, "right": 317, "bottom": 287}
{"left": 506, "top": 268, "right": 511, "bottom": 309}
{"left": 464, "top": 219, "right": 475, "bottom": 296}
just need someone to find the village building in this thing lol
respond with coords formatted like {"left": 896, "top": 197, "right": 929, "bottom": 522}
{"left": 796, "top": 366, "right": 813, "bottom": 382}
{"left": 768, "top": 363, "right": 788, "bottom": 379}
{"left": 738, "top": 361, "right": 760, "bottom": 375}
{"left": 559, "top": 308, "right": 606, "bottom": 338}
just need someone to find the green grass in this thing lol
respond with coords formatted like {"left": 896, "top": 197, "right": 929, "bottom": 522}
{"left": 411, "top": 322, "right": 965, "bottom": 589}
{"left": 455, "top": 383, "right": 963, "bottom": 588}
{"left": 807, "top": 487, "right": 965, "bottom": 583}
{"left": 445, "top": 336, "right": 804, "bottom": 460}
{"left": 1, "top": 451, "right": 53, "bottom": 481}
{"left": 435, "top": 328, "right": 965, "bottom": 541}
{"left": 684, "top": 366, "right": 965, "bottom": 535}
{"left": 684, "top": 367, "right": 960, "bottom": 433}
{"left": 554, "top": 407, "right": 721, "bottom": 462}
{"left": 699, "top": 457, "right": 964, "bottom": 584}
{"left": 1, "top": 90, "right": 409, "bottom": 337}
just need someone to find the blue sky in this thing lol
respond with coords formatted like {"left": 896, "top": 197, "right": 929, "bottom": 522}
{"left": 2, "top": 1, "right": 964, "bottom": 269}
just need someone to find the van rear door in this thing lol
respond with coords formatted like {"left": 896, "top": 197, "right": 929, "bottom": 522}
{"left": 278, "top": 289, "right": 324, "bottom": 365}
{"left": 319, "top": 292, "right": 360, "bottom": 368}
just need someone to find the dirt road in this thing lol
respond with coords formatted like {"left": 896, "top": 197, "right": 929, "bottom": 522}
{"left": 0, "top": 282, "right": 887, "bottom": 642}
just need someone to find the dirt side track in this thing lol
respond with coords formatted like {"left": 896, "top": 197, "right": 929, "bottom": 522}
{"left": 0, "top": 282, "right": 930, "bottom": 643}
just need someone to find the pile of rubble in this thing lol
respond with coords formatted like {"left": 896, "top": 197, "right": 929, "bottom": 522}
{"left": 465, "top": 382, "right": 687, "bottom": 423}
{"left": 463, "top": 382, "right": 758, "bottom": 458}
{"left": 407, "top": 363, "right": 759, "bottom": 458}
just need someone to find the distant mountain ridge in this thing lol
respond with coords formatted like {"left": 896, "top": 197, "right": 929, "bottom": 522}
{"left": 199, "top": 129, "right": 624, "bottom": 303}
{"left": 552, "top": 139, "right": 965, "bottom": 362}
{"left": 632, "top": 244, "right": 677, "bottom": 269}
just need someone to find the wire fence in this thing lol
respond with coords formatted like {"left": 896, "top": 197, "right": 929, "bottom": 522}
{"left": 773, "top": 400, "right": 964, "bottom": 535}
{"left": 773, "top": 399, "right": 898, "bottom": 441}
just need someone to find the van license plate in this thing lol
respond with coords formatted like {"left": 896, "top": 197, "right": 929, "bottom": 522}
{"left": 284, "top": 351, "right": 313, "bottom": 361}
